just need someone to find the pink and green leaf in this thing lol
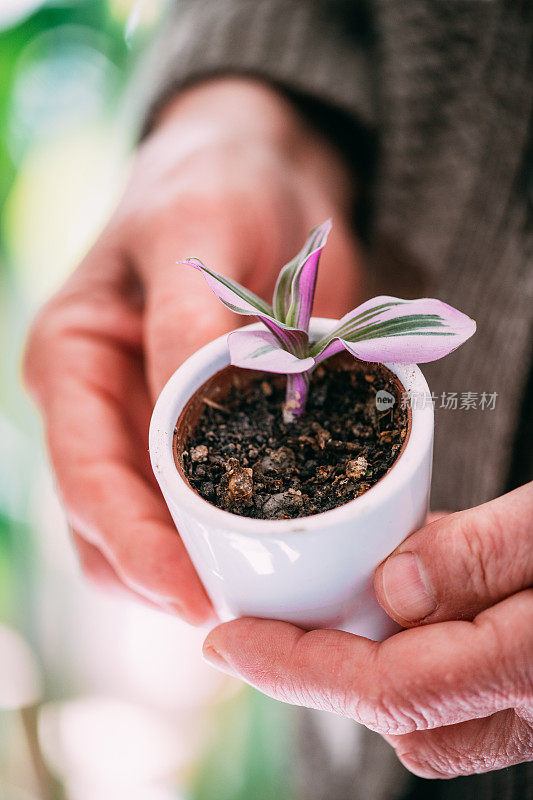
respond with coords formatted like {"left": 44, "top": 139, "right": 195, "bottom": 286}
{"left": 228, "top": 329, "right": 314, "bottom": 374}
{"left": 180, "top": 258, "right": 274, "bottom": 316}
{"left": 312, "top": 296, "right": 476, "bottom": 364}
{"left": 180, "top": 257, "right": 309, "bottom": 353}
{"left": 273, "top": 219, "right": 331, "bottom": 332}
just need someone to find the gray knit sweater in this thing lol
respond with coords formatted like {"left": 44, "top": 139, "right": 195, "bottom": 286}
{"left": 142, "top": 2, "right": 532, "bottom": 798}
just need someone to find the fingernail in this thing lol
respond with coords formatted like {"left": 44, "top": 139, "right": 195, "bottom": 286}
{"left": 162, "top": 599, "right": 194, "bottom": 622}
{"left": 381, "top": 552, "right": 437, "bottom": 621}
{"left": 162, "top": 600, "right": 212, "bottom": 627}
{"left": 163, "top": 599, "right": 186, "bottom": 615}
{"left": 203, "top": 643, "right": 235, "bottom": 676}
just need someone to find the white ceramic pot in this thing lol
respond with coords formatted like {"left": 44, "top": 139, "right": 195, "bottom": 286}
{"left": 149, "top": 319, "right": 434, "bottom": 641}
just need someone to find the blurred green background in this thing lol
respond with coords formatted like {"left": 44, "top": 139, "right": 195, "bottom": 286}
{"left": 0, "top": 3, "right": 294, "bottom": 798}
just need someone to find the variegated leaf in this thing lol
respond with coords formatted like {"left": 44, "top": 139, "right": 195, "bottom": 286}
{"left": 227, "top": 329, "right": 315, "bottom": 374}
{"left": 180, "top": 258, "right": 308, "bottom": 353}
{"left": 273, "top": 219, "right": 331, "bottom": 332}
{"left": 180, "top": 258, "right": 274, "bottom": 316}
{"left": 312, "top": 296, "right": 476, "bottom": 364}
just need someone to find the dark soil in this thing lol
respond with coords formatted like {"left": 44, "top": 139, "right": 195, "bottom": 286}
{"left": 179, "top": 360, "right": 408, "bottom": 520}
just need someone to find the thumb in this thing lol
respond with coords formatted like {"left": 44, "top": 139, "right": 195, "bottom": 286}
{"left": 374, "top": 483, "right": 533, "bottom": 626}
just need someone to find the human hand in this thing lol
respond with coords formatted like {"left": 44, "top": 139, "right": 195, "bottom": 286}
{"left": 24, "top": 78, "right": 362, "bottom": 623}
{"left": 203, "top": 482, "right": 533, "bottom": 776}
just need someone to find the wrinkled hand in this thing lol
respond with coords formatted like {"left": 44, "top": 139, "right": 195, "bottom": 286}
{"left": 203, "top": 482, "right": 533, "bottom": 777}
{"left": 24, "top": 78, "right": 361, "bottom": 623}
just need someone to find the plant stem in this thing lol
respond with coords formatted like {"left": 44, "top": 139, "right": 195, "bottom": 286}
{"left": 282, "top": 371, "right": 311, "bottom": 423}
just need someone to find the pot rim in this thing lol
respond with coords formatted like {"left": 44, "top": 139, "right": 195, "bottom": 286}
{"left": 149, "top": 319, "right": 434, "bottom": 537}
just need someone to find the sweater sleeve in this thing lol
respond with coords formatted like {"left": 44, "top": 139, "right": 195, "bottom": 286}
{"left": 138, "top": 0, "right": 377, "bottom": 136}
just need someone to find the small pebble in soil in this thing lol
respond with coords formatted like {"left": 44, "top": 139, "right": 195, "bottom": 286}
{"left": 190, "top": 444, "right": 208, "bottom": 462}
{"left": 220, "top": 459, "right": 254, "bottom": 508}
{"left": 181, "top": 360, "right": 407, "bottom": 520}
{"left": 346, "top": 456, "right": 368, "bottom": 479}
{"left": 311, "top": 422, "right": 331, "bottom": 450}
{"left": 262, "top": 488, "right": 304, "bottom": 519}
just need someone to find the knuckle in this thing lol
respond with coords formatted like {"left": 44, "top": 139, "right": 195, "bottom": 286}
{"left": 141, "top": 173, "right": 244, "bottom": 238}
{"left": 377, "top": 695, "right": 432, "bottom": 735}
{"left": 454, "top": 509, "right": 503, "bottom": 599}
{"left": 352, "top": 650, "right": 440, "bottom": 734}
{"left": 397, "top": 726, "right": 527, "bottom": 779}
{"left": 271, "top": 675, "right": 316, "bottom": 709}
{"left": 148, "top": 294, "right": 226, "bottom": 353}
{"left": 78, "top": 556, "right": 105, "bottom": 588}
{"left": 396, "top": 707, "right": 533, "bottom": 779}
{"left": 475, "top": 607, "right": 532, "bottom": 702}
{"left": 397, "top": 743, "right": 462, "bottom": 779}
{"left": 347, "top": 683, "right": 431, "bottom": 735}
{"left": 396, "top": 735, "right": 497, "bottom": 779}
{"left": 24, "top": 301, "right": 68, "bottom": 393}
{"left": 511, "top": 714, "right": 533, "bottom": 759}
{"left": 24, "top": 280, "right": 115, "bottom": 399}
{"left": 74, "top": 539, "right": 110, "bottom": 589}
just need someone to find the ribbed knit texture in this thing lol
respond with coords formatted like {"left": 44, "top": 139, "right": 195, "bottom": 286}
{"left": 139, "top": 2, "right": 533, "bottom": 798}
{"left": 372, "top": 0, "right": 533, "bottom": 511}
{"left": 141, "top": 0, "right": 376, "bottom": 133}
